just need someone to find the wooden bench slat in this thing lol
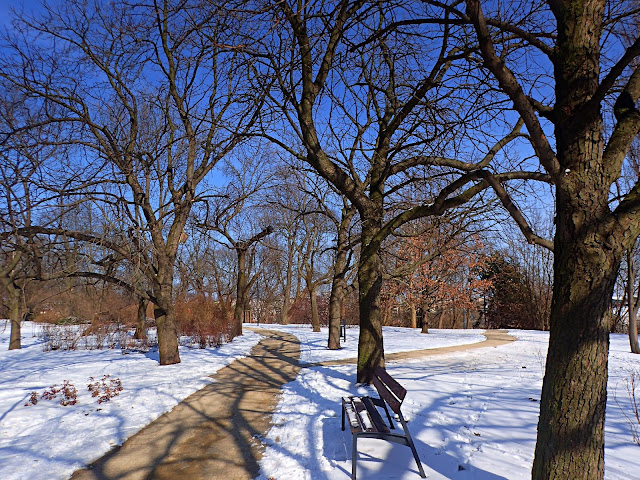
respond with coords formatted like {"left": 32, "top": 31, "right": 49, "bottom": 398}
{"left": 375, "top": 366, "right": 406, "bottom": 401}
{"left": 343, "top": 398, "right": 363, "bottom": 432}
{"left": 352, "top": 397, "right": 374, "bottom": 432}
{"left": 372, "top": 374, "right": 402, "bottom": 414}
{"left": 362, "top": 396, "right": 390, "bottom": 433}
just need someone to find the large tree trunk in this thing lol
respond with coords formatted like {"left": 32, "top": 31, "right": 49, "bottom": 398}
{"left": 529, "top": 3, "right": 634, "bottom": 477}
{"left": 532, "top": 226, "right": 620, "bottom": 479}
{"left": 356, "top": 216, "right": 384, "bottom": 384}
{"left": 154, "top": 286, "right": 181, "bottom": 365}
{"left": 420, "top": 309, "right": 429, "bottom": 334}
{"left": 153, "top": 258, "right": 180, "bottom": 365}
{"left": 533, "top": 4, "right": 616, "bottom": 470}
{"left": 628, "top": 250, "right": 640, "bottom": 354}
{"left": 7, "top": 282, "right": 22, "bottom": 350}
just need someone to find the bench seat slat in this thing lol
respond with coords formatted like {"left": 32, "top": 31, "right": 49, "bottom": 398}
{"left": 343, "top": 398, "right": 362, "bottom": 432}
{"left": 343, "top": 396, "right": 390, "bottom": 434}
{"left": 362, "top": 396, "right": 390, "bottom": 433}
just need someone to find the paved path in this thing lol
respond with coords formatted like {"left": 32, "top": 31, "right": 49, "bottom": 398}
{"left": 71, "top": 329, "right": 301, "bottom": 480}
{"left": 70, "top": 328, "right": 514, "bottom": 480}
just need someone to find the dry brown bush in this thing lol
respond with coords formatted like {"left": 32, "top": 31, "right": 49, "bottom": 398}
{"left": 175, "top": 295, "right": 233, "bottom": 348}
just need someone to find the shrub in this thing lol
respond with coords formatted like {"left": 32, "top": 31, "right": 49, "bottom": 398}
{"left": 175, "top": 295, "right": 232, "bottom": 348}
{"left": 26, "top": 380, "right": 78, "bottom": 406}
{"left": 39, "top": 324, "right": 84, "bottom": 351}
{"left": 88, "top": 375, "right": 123, "bottom": 404}
{"left": 24, "top": 376, "right": 123, "bottom": 407}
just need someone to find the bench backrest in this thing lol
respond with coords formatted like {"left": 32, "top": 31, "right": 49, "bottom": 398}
{"left": 372, "top": 366, "right": 406, "bottom": 415}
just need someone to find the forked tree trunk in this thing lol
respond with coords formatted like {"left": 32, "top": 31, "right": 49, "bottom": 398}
{"left": 356, "top": 217, "right": 385, "bottom": 384}
{"left": 628, "top": 250, "right": 640, "bottom": 354}
{"left": 530, "top": 3, "right": 627, "bottom": 475}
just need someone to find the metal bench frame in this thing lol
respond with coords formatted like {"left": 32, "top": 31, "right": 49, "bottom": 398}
{"left": 341, "top": 366, "right": 426, "bottom": 479}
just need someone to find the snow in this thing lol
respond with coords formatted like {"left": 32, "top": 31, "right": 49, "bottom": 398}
{"left": 256, "top": 327, "right": 640, "bottom": 480}
{"left": 1, "top": 321, "right": 639, "bottom": 480}
{"left": 0, "top": 320, "right": 263, "bottom": 480}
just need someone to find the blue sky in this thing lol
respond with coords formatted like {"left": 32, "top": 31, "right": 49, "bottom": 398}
{"left": 0, "top": 0, "right": 40, "bottom": 30}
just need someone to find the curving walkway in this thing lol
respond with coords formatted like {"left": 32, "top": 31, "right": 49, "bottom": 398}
{"left": 71, "top": 329, "right": 301, "bottom": 480}
{"left": 299, "top": 329, "right": 515, "bottom": 367}
{"left": 69, "top": 328, "right": 514, "bottom": 479}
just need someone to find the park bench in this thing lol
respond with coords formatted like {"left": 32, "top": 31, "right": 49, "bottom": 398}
{"left": 341, "top": 366, "right": 426, "bottom": 479}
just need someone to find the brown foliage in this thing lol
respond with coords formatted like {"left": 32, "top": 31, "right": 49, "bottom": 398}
{"left": 174, "top": 295, "right": 233, "bottom": 347}
{"left": 285, "top": 294, "right": 330, "bottom": 326}
{"left": 34, "top": 286, "right": 138, "bottom": 326}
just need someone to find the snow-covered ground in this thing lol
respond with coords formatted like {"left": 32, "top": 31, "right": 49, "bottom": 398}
{"left": 257, "top": 327, "right": 640, "bottom": 480}
{"left": 1, "top": 321, "right": 639, "bottom": 480}
{"left": 0, "top": 321, "right": 263, "bottom": 480}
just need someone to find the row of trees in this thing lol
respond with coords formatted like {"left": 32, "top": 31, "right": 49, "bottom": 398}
{"left": 1, "top": 1, "right": 639, "bottom": 478}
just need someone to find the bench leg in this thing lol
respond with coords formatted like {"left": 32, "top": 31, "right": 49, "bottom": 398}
{"left": 341, "top": 401, "right": 346, "bottom": 431}
{"left": 352, "top": 435, "right": 357, "bottom": 480}
{"left": 405, "top": 428, "right": 426, "bottom": 478}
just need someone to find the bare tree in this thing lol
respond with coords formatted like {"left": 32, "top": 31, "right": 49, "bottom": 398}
{"left": 1, "top": 0, "right": 261, "bottom": 363}
{"left": 463, "top": 0, "right": 640, "bottom": 477}
{"left": 196, "top": 155, "right": 274, "bottom": 336}
{"left": 0, "top": 88, "right": 59, "bottom": 349}
{"left": 253, "top": 0, "right": 537, "bottom": 382}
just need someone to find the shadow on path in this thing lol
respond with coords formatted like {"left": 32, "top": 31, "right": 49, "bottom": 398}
{"left": 70, "top": 329, "right": 515, "bottom": 479}
{"left": 71, "top": 329, "right": 300, "bottom": 480}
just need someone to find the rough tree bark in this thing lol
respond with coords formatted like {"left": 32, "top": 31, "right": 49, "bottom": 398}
{"left": 356, "top": 214, "right": 385, "bottom": 383}
{"left": 153, "top": 260, "right": 180, "bottom": 365}
{"left": 465, "top": 0, "right": 640, "bottom": 477}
